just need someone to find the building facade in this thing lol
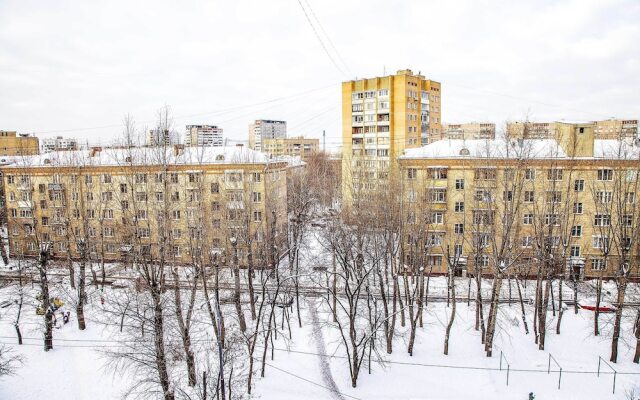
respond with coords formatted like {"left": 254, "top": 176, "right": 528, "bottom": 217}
{"left": 441, "top": 123, "right": 496, "bottom": 140}
{"left": 185, "top": 125, "right": 224, "bottom": 147}
{"left": 1, "top": 145, "right": 288, "bottom": 267}
{"left": 262, "top": 136, "right": 319, "bottom": 160}
{"left": 147, "top": 129, "right": 180, "bottom": 147}
{"left": 398, "top": 122, "right": 640, "bottom": 280}
{"left": 341, "top": 69, "right": 441, "bottom": 206}
{"left": 0, "top": 131, "right": 39, "bottom": 156}
{"left": 249, "top": 120, "right": 287, "bottom": 151}
{"left": 508, "top": 119, "right": 639, "bottom": 140}
{"left": 42, "top": 136, "right": 79, "bottom": 153}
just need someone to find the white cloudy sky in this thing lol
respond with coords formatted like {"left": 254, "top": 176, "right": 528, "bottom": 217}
{"left": 1, "top": 0, "right": 638, "bottom": 150}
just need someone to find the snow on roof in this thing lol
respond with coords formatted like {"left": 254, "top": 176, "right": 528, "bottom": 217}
{"left": 3, "top": 146, "right": 278, "bottom": 168}
{"left": 594, "top": 139, "right": 640, "bottom": 159}
{"left": 401, "top": 139, "right": 567, "bottom": 159}
{"left": 401, "top": 138, "right": 640, "bottom": 160}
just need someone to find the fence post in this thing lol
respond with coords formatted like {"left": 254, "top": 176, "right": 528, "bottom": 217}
{"left": 507, "top": 365, "right": 510, "bottom": 386}
{"left": 500, "top": 351, "right": 503, "bottom": 371}
{"left": 558, "top": 368, "right": 562, "bottom": 390}
{"left": 613, "top": 371, "right": 616, "bottom": 394}
{"left": 597, "top": 356, "right": 601, "bottom": 377}
{"left": 548, "top": 354, "right": 551, "bottom": 374}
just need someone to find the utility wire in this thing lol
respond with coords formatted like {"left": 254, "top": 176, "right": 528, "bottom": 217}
{"left": 296, "top": 0, "right": 348, "bottom": 78}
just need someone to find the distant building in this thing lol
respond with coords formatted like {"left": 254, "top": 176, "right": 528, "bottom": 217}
{"left": 593, "top": 119, "right": 639, "bottom": 139}
{"left": 0, "top": 131, "right": 39, "bottom": 156}
{"left": 147, "top": 129, "right": 180, "bottom": 146}
{"left": 262, "top": 136, "right": 319, "bottom": 160}
{"left": 185, "top": 125, "right": 223, "bottom": 147}
{"left": 507, "top": 119, "right": 639, "bottom": 140}
{"left": 249, "top": 120, "right": 287, "bottom": 151}
{"left": 441, "top": 123, "right": 495, "bottom": 140}
{"left": 41, "top": 136, "right": 78, "bottom": 152}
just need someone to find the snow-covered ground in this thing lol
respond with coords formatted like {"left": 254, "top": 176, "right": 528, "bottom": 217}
{"left": 1, "top": 281, "right": 639, "bottom": 400}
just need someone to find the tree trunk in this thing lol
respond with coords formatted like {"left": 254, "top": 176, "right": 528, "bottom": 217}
{"left": 39, "top": 251, "right": 53, "bottom": 351}
{"left": 233, "top": 258, "right": 247, "bottom": 333}
{"left": 595, "top": 275, "right": 603, "bottom": 336}
{"left": 516, "top": 277, "right": 529, "bottom": 334}
{"left": 444, "top": 264, "right": 456, "bottom": 355}
{"left": 484, "top": 275, "right": 503, "bottom": 357}
{"left": 77, "top": 257, "right": 86, "bottom": 330}
{"left": 151, "top": 288, "right": 174, "bottom": 400}
{"left": 633, "top": 308, "right": 640, "bottom": 363}
{"left": 538, "top": 277, "right": 551, "bottom": 350}
{"left": 556, "top": 275, "right": 564, "bottom": 335}
{"left": 610, "top": 278, "right": 627, "bottom": 363}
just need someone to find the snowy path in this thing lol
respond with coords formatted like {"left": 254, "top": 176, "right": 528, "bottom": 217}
{"left": 307, "top": 298, "right": 346, "bottom": 400}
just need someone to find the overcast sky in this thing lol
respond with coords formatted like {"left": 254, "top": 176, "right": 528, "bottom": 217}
{"left": 1, "top": 0, "right": 638, "bottom": 150}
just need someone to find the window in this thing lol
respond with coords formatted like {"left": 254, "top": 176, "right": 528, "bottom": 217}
{"left": 597, "top": 169, "right": 613, "bottom": 181}
{"left": 546, "top": 191, "right": 561, "bottom": 203}
{"left": 474, "top": 168, "right": 496, "bottom": 180}
{"left": 121, "top": 200, "right": 129, "bottom": 210}
{"left": 455, "top": 179, "right": 464, "bottom": 190}
{"left": 525, "top": 169, "right": 535, "bottom": 180}
{"left": 137, "top": 228, "right": 150, "bottom": 238}
{"left": 428, "top": 168, "right": 447, "bottom": 179}
{"left": 474, "top": 189, "right": 493, "bottom": 202}
{"left": 573, "top": 202, "right": 583, "bottom": 214}
{"left": 253, "top": 211, "right": 262, "bottom": 222}
{"left": 172, "top": 210, "right": 181, "bottom": 220}
{"left": 524, "top": 191, "right": 534, "bottom": 203}
{"left": 155, "top": 192, "right": 164, "bottom": 201}
{"left": 85, "top": 175, "right": 93, "bottom": 184}
{"left": 120, "top": 183, "right": 128, "bottom": 193}
{"left": 86, "top": 209, "right": 95, "bottom": 219}
{"left": 454, "top": 244, "right": 463, "bottom": 257}
{"left": 503, "top": 191, "right": 513, "bottom": 202}
{"left": 253, "top": 192, "right": 262, "bottom": 202}
{"left": 73, "top": 209, "right": 80, "bottom": 219}
{"left": 153, "top": 173, "right": 164, "bottom": 183}
{"left": 135, "top": 192, "right": 147, "bottom": 202}
{"left": 171, "top": 192, "right": 180, "bottom": 201}
{"left": 473, "top": 210, "right": 494, "bottom": 225}
{"left": 571, "top": 226, "right": 582, "bottom": 237}
{"left": 102, "top": 174, "right": 112, "bottom": 184}
{"left": 622, "top": 214, "right": 633, "bottom": 227}
{"left": 428, "top": 189, "right": 446, "bottom": 203}
{"left": 595, "top": 191, "right": 612, "bottom": 204}
{"left": 135, "top": 173, "right": 147, "bottom": 184}
{"left": 40, "top": 200, "right": 47, "bottom": 209}
{"left": 211, "top": 182, "right": 220, "bottom": 193}
{"left": 188, "top": 173, "right": 200, "bottom": 183}
{"left": 574, "top": 179, "right": 584, "bottom": 191}
{"left": 171, "top": 173, "right": 179, "bottom": 183}
{"left": 592, "top": 236, "right": 609, "bottom": 250}
{"left": 171, "top": 229, "right": 182, "bottom": 239}
{"left": 454, "top": 223, "right": 464, "bottom": 234}
{"left": 544, "top": 214, "right": 559, "bottom": 225}
{"left": 594, "top": 214, "right": 610, "bottom": 226}
{"left": 173, "top": 246, "right": 181, "bottom": 257}
{"left": 6, "top": 175, "right": 14, "bottom": 184}
{"left": 103, "top": 227, "right": 114, "bottom": 237}
{"left": 102, "top": 209, "right": 114, "bottom": 219}
{"left": 38, "top": 184, "right": 46, "bottom": 194}
{"left": 101, "top": 192, "right": 113, "bottom": 202}
{"left": 454, "top": 202, "right": 464, "bottom": 212}
{"left": 41, "top": 216, "right": 49, "bottom": 226}
{"left": 547, "top": 168, "right": 563, "bottom": 181}
{"left": 626, "top": 192, "right": 635, "bottom": 204}
{"left": 475, "top": 255, "right": 489, "bottom": 268}
{"left": 10, "top": 209, "right": 17, "bottom": 218}
{"left": 570, "top": 246, "right": 581, "bottom": 257}
{"left": 522, "top": 236, "right": 534, "bottom": 247}
{"left": 591, "top": 258, "right": 607, "bottom": 271}
{"left": 136, "top": 210, "right": 147, "bottom": 220}
{"left": 430, "top": 212, "right": 444, "bottom": 224}
{"left": 523, "top": 214, "right": 533, "bottom": 225}
{"left": 407, "top": 168, "right": 417, "bottom": 179}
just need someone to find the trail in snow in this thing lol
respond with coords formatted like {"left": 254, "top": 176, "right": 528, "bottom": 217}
{"left": 307, "top": 298, "right": 346, "bottom": 400}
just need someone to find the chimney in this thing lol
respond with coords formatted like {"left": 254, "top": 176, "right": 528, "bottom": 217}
{"left": 90, "top": 146, "right": 102, "bottom": 157}
{"left": 173, "top": 144, "right": 185, "bottom": 156}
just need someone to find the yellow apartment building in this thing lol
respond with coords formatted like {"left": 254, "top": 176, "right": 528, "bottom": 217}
{"left": 1, "top": 145, "right": 288, "bottom": 266}
{"left": 441, "top": 123, "right": 496, "bottom": 140}
{"left": 507, "top": 119, "right": 639, "bottom": 140}
{"left": 0, "top": 131, "right": 40, "bottom": 156}
{"left": 262, "top": 136, "right": 319, "bottom": 160}
{"left": 342, "top": 69, "right": 441, "bottom": 206}
{"left": 398, "top": 122, "right": 640, "bottom": 280}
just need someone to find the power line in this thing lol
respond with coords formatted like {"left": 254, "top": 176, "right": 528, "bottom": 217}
{"left": 296, "top": 0, "right": 348, "bottom": 78}
{"left": 302, "top": 0, "right": 352, "bottom": 77}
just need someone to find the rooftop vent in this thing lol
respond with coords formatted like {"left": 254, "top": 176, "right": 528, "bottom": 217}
{"left": 43, "top": 158, "right": 51, "bottom": 165}
{"left": 459, "top": 148, "right": 470, "bottom": 156}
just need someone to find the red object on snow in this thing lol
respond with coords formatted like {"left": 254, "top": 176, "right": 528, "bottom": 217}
{"left": 578, "top": 300, "right": 616, "bottom": 313}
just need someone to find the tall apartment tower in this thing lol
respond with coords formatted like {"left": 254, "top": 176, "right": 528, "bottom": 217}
{"left": 185, "top": 125, "right": 224, "bottom": 147}
{"left": 147, "top": 129, "right": 180, "bottom": 146}
{"left": 342, "top": 69, "right": 441, "bottom": 205}
{"left": 249, "top": 120, "right": 287, "bottom": 151}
